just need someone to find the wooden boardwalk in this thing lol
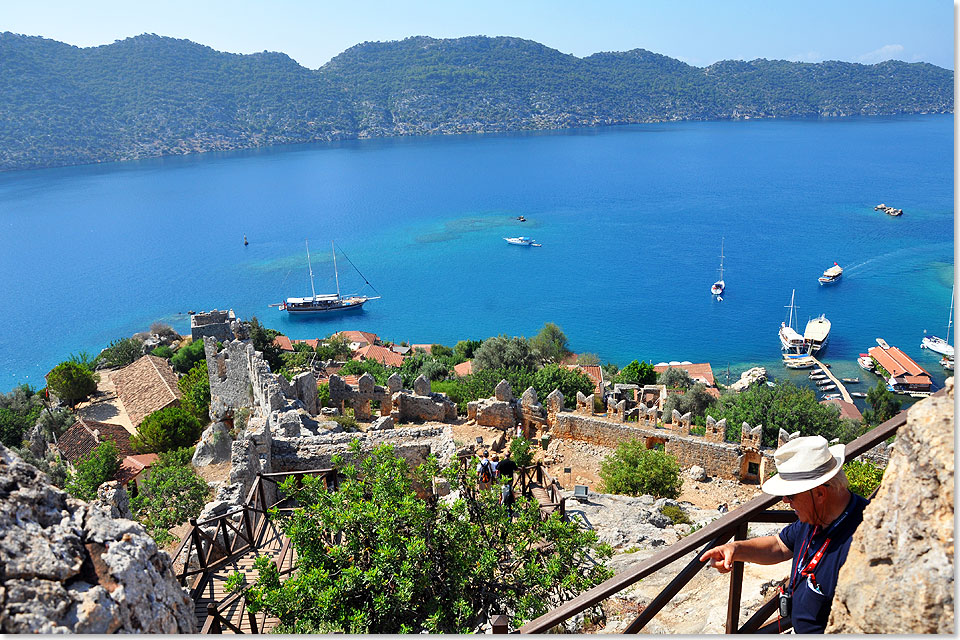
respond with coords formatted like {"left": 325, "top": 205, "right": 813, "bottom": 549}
{"left": 810, "top": 357, "right": 853, "bottom": 403}
{"left": 192, "top": 518, "right": 291, "bottom": 634}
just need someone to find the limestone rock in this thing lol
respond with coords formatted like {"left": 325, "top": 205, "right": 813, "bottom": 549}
{"left": 491, "top": 431, "right": 506, "bottom": 453}
{"left": 0, "top": 444, "right": 196, "bottom": 633}
{"left": 369, "top": 416, "right": 394, "bottom": 431}
{"left": 729, "top": 367, "right": 767, "bottom": 392}
{"left": 413, "top": 374, "right": 431, "bottom": 396}
{"left": 192, "top": 421, "right": 233, "bottom": 466}
{"left": 688, "top": 465, "right": 708, "bottom": 482}
{"left": 387, "top": 373, "right": 403, "bottom": 393}
{"left": 292, "top": 371, "right": 318, "bottom": 415}
{"left": 320, "top": 406, "right": 341, "bottom": 417}
{"left": 827, "top": 380, "right": 954, "bottom": 634}
{"left": 495, "top": 379, "right": 514, "bottom": 402}
{"left": 93, "top": 481, "right": 132, "bottom": 520}
{"left": 228, "top": 438, "right": 262, "bottom": 503}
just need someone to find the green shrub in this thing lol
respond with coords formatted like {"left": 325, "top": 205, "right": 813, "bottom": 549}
{"left": 599, "top": 440, "right": 682, "bottom": 499}
{"left": 66, "top": 351, "right": 97, "bottom": 371}
{"left": 178, "top": 361, "right": 211, "bottom": 423}
{"left": 614, "top": 360, "right": 656, "bottom": 386}
{"left": 844, "top": 459, "right": 884, "bottom": 497}
{"left": 509, "top": 436, "right": 534, "bottom": 468}
{"left": 331, "top": 414, "right": 360, "bottom": 432}
{"left": 661, "top": 504, "right": 692, "bottom": 525}
{"left": 46, "top": 361, "right": 99, "bottom": 407}
{"left": 131, "top": 406, "right": 203, "bottom": 454}
{"left": 65, "top": 440, "right": 119, "bottom": 501}
{"left": 151, "top": 345, "right": 174, "bottom": 359}
{"left": 338, "top": 358, "right": 391, "bottom": 384}
{"left": 317, "top": 383, "right": 330, "bottom": 408}
{"left": 170, "top": 338, "right": 206, "bottom": 374}
{"left": 131, "top": 447, "right": 210, "bottom": 544}
{"left": 95, "top": 337, "right": 143, "bottom": 368}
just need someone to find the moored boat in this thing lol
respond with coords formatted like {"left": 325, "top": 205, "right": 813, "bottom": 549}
{"left": 821, "top": 393, "right": 841, "bottom": 400}
{"left": 857, "top": 353, "right": 875, "bottom": 371}
{"left": 818, "top": 262, "right": 843, "bottom": 285}
{"left": 818, "top": 383, "right": 836, "bottom": 391}
{"left": 803, "top": 314, "right": 831, "bottom": 355}
{"left": 783, "top": 354, "right": 816, "bottom": 369}
{"left": 941, "top": 356, "right": 954, "bottom": 371}
{"left": 850, "top": 392, "right": 867, "bottom": 398}
{"left": 921, "top": 287, "right": 954, "bottom": 358}
{"left": 841, "top": 377, "right": 860, "bottom": 384}
{"left": 780, "top": 289, "right": 808, "bottom": 353}
{"left": 276, "top": 241, "right": 380, "bottom": 315}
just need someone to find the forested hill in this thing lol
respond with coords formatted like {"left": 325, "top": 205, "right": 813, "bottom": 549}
{"left": 1, "top": 33, "right": 953, "bottom": 171}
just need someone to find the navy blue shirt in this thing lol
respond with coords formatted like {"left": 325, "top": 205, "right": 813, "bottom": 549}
{"left": 777, "top": 492, "right": 869, "bottom": 634}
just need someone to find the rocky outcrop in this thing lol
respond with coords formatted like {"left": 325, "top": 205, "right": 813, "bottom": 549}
{"left": 0, "top": 444, "right": 196, "bottom": 633}
{"left": 192, "top": 421, "right": 233, "bottom": 466}
{"left": 827, "top": 379, "right": 954, "bottom": 634}
{"left": 729, "top": 367, "right": 767, "bottom": 392}
{"left": 93, "top": 481, "right": 132, "bottom": 520}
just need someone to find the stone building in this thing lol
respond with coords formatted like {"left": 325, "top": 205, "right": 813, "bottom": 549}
{"left": 112, "top": 355, "right": 181, "bottom": 428}
{"left": 189, "top": 309, "right": 239, "bottom": 342}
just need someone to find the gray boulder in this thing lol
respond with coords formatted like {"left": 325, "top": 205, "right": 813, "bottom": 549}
{"left": 369, "top": 416, "right": 395, "bottom": 431}
{"left": 192, "top": 421, "right": 233, "bottom": 466}
{"left": 688, "top": 465, "right": 708, "bottom": 482}
{"left": 93, "top": 480, "right": 132, "bottom": 519}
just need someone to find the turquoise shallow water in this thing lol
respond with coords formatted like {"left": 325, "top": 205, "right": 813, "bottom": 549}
{"left": 0, "top": 115, "right": 953, "bottom": 399}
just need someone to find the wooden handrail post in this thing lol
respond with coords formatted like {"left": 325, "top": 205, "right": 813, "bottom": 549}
{"left": 491, "top": 614, "right": 509, "bottom": 634}
{"left": 242, "top": 504, "right": 253, "bottom": 547}
{"left": 207, "top": 603, "right": 221, "bottom": 634}
{"left": 189, "top": 518, "right": 207, "bottom": 570}
{"left": 256, "top": 472, "right": 266, "bottom": 512}
{"left": 725, "top": 522, "right": 749, "bottom": 634}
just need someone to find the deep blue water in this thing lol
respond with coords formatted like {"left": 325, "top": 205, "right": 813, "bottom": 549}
{"left": 0, "top": 115, "right": 953, "bottom": 396}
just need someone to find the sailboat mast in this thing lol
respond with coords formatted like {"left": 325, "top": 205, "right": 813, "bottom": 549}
{"left": 786, "top": 289, "right": 796, "bottom": 329}
{"left": 332, "top": 241, "right": 342, "bottom": 300}
{"left": 948, "top": 287, "right": 954, "bottom": 344}
{"left": 719, "top": 237, "right": 725, "bottom": 280}
{"left": 306, "top": 240, "right": 317, "bottom": 299}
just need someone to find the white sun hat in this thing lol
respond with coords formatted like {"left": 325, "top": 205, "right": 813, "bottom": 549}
{"left": 761, "top": 435, "right": 846, "bottom": 496}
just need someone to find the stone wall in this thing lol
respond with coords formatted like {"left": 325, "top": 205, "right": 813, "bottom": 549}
{"left": 190, "top": 309, "right": 239, "bottom": 342}
{"left": 329, "top": 373, "right": 456, "bottom": 424}
{"left": 467, "top": 380, "right": 546, "bottom": 434}
{"left": 551, "top": 413, "right": 775, "bottom": 482}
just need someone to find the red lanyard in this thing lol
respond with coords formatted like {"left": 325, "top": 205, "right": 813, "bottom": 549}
{"left": 790, "top": 526, "right": 831, "bottom": 592}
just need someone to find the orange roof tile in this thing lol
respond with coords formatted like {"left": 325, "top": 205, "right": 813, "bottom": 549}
{"left": 295, "top": 338, "right": 320, "bottom": 349}
{"left": 57, "top": 420, "right": 135, "bottom": 464}
{"left": 273, "top": 335, "right": 294, "bottom": 352}
{"left": 355, "top": 344, "right": 404, "bottom": 368}
{"left": 564, "top": 364, "right": 604, "bottom": 395}
{"left": 116, "top": 453, "right": 159, "bottom": 485}
{"left": 453, "top": 360, "right": 473, "bottom": 377}
{"left": 653, "top": 363, "right": 716, "bottom": 386}
{"left": 409, "top": 344, "right": 433, "bottom": 354}
{"left": 336, "top": 330, "right": 379, "bottom": 347}
{"left": 868, "top": 345, "right": 928, "bottom": 379}
{"left": 821, "top": 398, "right": 863, "bottom": 421}
{"left": 113, "top": 355, "right": 182, "bottom": 428}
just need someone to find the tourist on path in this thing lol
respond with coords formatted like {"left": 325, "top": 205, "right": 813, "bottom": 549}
{"left": 496, "top": 452, "right": 518, "bottom": 518}
{"left": 699, "top": 436, "right": 868, "bottom": 634}
{"left": 476, "top": 451, "right": 495, "bottom": 491}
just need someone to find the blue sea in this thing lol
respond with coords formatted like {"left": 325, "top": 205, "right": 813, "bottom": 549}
{"left": 0, "top": 115, "right": 953, "bottom": 399}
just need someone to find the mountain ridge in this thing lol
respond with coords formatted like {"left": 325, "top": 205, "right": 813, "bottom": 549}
{"left": 0, "top": 32, "right": 952, "bottom": 171}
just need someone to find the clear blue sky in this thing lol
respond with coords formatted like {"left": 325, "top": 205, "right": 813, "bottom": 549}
{"left": 4, "top": 0, "right": 956, "bottom": 70}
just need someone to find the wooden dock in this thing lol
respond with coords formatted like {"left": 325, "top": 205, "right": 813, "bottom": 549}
{"left": 809, "top": 357, "right": 853, "bottom": 403}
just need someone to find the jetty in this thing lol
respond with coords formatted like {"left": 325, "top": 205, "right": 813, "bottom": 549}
{"left": 809, "top": 356, "right": 853, "bottom": 403}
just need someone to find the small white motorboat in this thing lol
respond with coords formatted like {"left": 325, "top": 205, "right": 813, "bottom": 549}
{"left": 818, "top": 262, "right": 843, "bottom": 285}
{"left": 504, "top": 236, "right": 541, "bottom": 246}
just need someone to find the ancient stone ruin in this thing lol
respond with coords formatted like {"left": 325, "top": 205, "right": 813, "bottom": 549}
{"left": 327, "top": 372, "right": 457, "bottom": 423}
{"left": 467, "top": 379, "right": 547, "bottom": 436}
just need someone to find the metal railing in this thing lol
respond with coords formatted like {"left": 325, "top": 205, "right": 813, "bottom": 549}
{"left": 518, "top": 393, "right": 930, "bottom": 634}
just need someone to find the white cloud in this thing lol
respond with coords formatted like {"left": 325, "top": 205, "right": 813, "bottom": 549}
{"left": 857, "top": 44, "right": 905, "bottom": 64}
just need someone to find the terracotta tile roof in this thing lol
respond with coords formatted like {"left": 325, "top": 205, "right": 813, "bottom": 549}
{"left": 354, "top": 345, "right": 404, "bottom": 368}
{"left": 335, "top": 330, "right": 379, "bottom": 347}
{"left": 273, "top": 335, "right": 294, "bottom": 352}
{"left": 454, "top": 360, "right": 473, "bottom": 377}
{"left": 115, "top": 453, "right": 159, "bottom": 486}
{"left": 409, "top": 344, "right": 433, "bottom": 354}
{"left": 57, "top": 419, "right": 135, "bottom": 464}
{"left": 821, "top": 398, "right": 863, "bottom": 421}
{"left": 868, "top": 345, "right": 928, "bottom": 379}
{"left": 294, "top": 338, "right": 320, "bottom": 349}
{"left": 112, "top": 355, "right": 182, "bottom": 428}
{"left": 653, "top": 363, "right": 716, "bottom": 387}
{"left": 564, "top": 364, "right": 604, "bottom": 395}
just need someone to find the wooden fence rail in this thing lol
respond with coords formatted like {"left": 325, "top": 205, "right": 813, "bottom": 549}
{"left": 517, "top": 390, "right": 935, "bottom": 634}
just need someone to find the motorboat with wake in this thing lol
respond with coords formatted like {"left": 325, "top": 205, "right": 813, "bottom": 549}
{"left": 274, "top": 241, "right": 381, "bottom": 315}
{"left": 504, "top": 236, "right": 541, "bottom": 246}
{"left": 818, "top": 262, "right": 843, "bottom": 285}
{"left": 711, "top": 238, "right": 725, "bottom": 298}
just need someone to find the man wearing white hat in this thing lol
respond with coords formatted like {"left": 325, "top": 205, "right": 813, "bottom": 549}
{"left": 699, "top": 435, "right": 869, "bottom": 633}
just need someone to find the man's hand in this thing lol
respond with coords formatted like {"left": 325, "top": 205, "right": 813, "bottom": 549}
{"left": 700, "top": 543, "right": 737, "bottom": 573}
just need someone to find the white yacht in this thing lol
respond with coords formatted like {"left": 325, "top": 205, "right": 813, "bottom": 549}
{"left": 276, "top": 241, "right": 380, "bottom": 315}
{"left": 818, "top": 262, "right": 842, "bottom": 285}
{"left": 921, "top": 287, "right": 954, "bottom": 358}
{"left": 779, "top": 290, "right": 808, "bottom": 354}
{"left": 803, "top": 314, "right": 831, "bottom": 355}
{"left": 711, "top": 238, "right": 725, "bottom": 297}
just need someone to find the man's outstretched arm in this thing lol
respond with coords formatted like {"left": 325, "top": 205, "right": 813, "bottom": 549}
{"left": 699, "top": 535, "right": 792, "bottom": 573}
